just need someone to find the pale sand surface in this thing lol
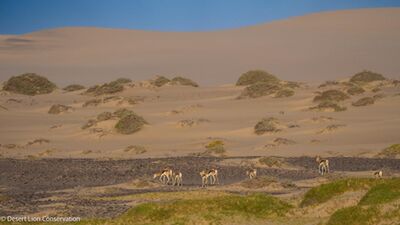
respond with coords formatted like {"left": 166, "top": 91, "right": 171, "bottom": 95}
{"left": 0, "top": 81, "right": 399, "bottom": 159}
{"left": 0, "top": 8, "right": 400, "bottom": 86}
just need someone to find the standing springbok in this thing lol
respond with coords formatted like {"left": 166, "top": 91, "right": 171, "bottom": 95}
{"left": 173, "top": 171, "right": 183, "bottom": 186}
{"left": 374, "top": 170, "right": 383, "bottom": 179}
{"left": 200, "top": 169, "right": 219, "bottom": 187}
{"left": 153, "top": 168, "right": 173, "bottom": 184}
{"left": 316, "top": 156, "right": 330, "bottom": 175}
{"left": 246, "top": 169, "right": 257, "bottom": 179}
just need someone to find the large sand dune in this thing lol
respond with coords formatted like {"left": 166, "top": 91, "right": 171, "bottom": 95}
{"left": 1, "top": 8, "right": 400, "bottom": 86}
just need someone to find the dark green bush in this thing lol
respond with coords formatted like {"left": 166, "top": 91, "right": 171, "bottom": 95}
{"left": 3, "top": 73, "right": 56, "bottom": 95}
{"left": 115, "top": 112, "right": 147, "bottom": 134}
{"left": 350, "top": 71, "right": 386, "bottom": 83}
{"left": 313, "top": 89, "right": 350, "bottom": 102}
{"left": 170, "top": 76, "right": 199, "bottom": 87}
{"left": 63, "top": 84, "right": 85, "bottom": 92}
{"left": 236, "top": 70, "right": 279, "bottom": 86}
{"left": 352, "top": 97, "right": 375, "bottom": 107}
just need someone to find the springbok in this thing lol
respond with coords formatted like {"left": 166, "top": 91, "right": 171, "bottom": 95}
{"left": 246, "top": 169, "right": 257, "bottom": 179}
{"left": 173, "top": 171, "right": 183, "bottom": 186}
{"left": 374, "top": 170, "right": 383, "bottom": 179}
{"left": 200, "top": 169, "right": 219, "bottom": 187}
{"left": 316, "top": 156, "right": 329, "bottom": 175}
{"left": 153, "top": 168, "right": 173, "bottom": 184}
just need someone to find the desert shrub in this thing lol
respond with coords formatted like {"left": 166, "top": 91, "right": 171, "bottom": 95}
{"left": 239, "top": 82, "right": 282, "bottom": 99}
{"left": 346, "top": 84, "right": 365, "bottom": 95}
{"left": 352, "top": 97, "right": 375, "bottom": 107}
{"left": 236, "top": 70, "right": 279, "bottom": 86}
{"left": 96, "top": 112, "right": 113, "bottom": 121}
{"left": 259, "top": 156, "right": 284, "bottom": 167}
{"left": 48, "top": 104, "right": 73, "bottom": 114}
{"left": 3, "top": 73, "right": 56, "bottom": 95}
{"left": 151, "top": 76, "right": 170, "bottom": 87}
{"left": 114, "top": 78, "right": 132, "bottom": 84}
{"left": 170, "top": 76, "right": 199, "bottom": 87}
{"left": 254, "top": 117, "right": 281, "bottom": 135}
{"left": 283, "top": 81, "right": 301, "bottom": 89}
{"left": 204, "top": 140, "right": 226, "bottom": 156}
{"left": 63, "top": 84, "right": 85, "bottom": 92}
{"left": 350, "top": 70, "right": 386, "bottom": 83}
{"left": 274, "top": 89, "right": 294, "bottom": 98}
{"left": 113, "top": 108, "right": 135, "bottom": 118}
{"left": 85, "top": 81, "right": 124, "bottom": 96}
{"left": 310, "top": 101, "right": 347, "bottom": 112}
{"left": 318, "top": 80, "right": 340, "bottom": 88}
{"left": 313, "top": 89, "right": 349, "bottom": 102}
{"left": 82, "top": 99, "right": 102, "bottom": 107}
{"left": 241, "top": 176, "right": 277, "bottom": 189}
{"left": 377, "top": 144, "right": 400, "bottom": 158}
{"left": 115, "top": 112, "right": 147, "bottom": 134}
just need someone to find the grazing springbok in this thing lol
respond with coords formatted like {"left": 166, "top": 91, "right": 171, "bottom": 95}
{"left": 200, "top": 169, "right": 219, "bottom": 187}
{"left": 153, "top": 168, "right": 173, "bottom": 184}
{"left": 173, "top": 171, "right": 183, "bottom": 186}
{"left": 316, "top": 156, "right": 330, "bottom": 175}
{"left": 374, "top": 170, "right": 383, "bottom": 179}
{"left": 246, "top": 169, "right": 257, "bottom": 179}
{"left": 200, "top": 170, "right": 209, "bottom": 187}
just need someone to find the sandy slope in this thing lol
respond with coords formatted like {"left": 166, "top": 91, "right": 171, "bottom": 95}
{"left": 0, "top": 80, "right": 399, "bottom": 159}
{"left": 1, "top": 8, "right": 400, "bottom": 86}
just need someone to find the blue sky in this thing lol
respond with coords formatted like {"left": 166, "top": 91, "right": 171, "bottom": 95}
{"left": 1, "top": 0, "right": 400, "bottom": 34}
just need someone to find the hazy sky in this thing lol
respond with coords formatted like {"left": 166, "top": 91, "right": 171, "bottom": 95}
{"left": 1, "top": 0, "right": 400, "bottom": 34}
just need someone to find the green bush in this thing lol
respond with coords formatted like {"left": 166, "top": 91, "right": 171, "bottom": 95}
{"left": 352, "top": 97, "right": 375, "bottom": 107}
{"left": 113, "top": 108, "right": 135, "bottom": 118}
{"left": 115, "top": 112, "right": 147, "bottom": 134}
{"left": 63, "top": 84, "right": 85, "bottom": 92}
{"left": 254, "top": 117, "right": 281, "bottom": 135}
{"left": 239, "top": 82, "right": 282, "bottom": 99}
{"left": 236, "top": 70, "right": 279, "bottom": 86}
{"left": 170, "top": 76, "right": 199, "bottom": 87}
{"left": 3, "top": 73, "right": 56, "bottom": 95}
{"left": 318, "top": 81, "right": 340, "bottom": 88}
{"left": 82, "top": 99, "right": 102, "bottom": 107}
{"left": 96, "top": 112, "right": 113, "bottom": 121}
{"left": 114, "top": 78, "right": 132, "bottom": 84}
{"left": 350, "top": 71, "right": 386, "bottom": 83}
{"left": 313, "top": 89, "right": 350, "bottom": 102}
{"left": 151, "top": 76, "right": 170, "bottom": 87}
{"left": 346, "top": 84, "right": 365, "bottom": 95}
{"left": 274, "top": 89, "right": 294, "bottom": 98}
{"left": 309, "top": 101, "right": 347, "bottom": 112}
{"left": 85, "top": 81, "right": 124, "bottom": 96}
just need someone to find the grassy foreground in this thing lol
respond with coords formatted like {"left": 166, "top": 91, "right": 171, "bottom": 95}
{"left": 2, "top": 178, "right": 400, "bottom": 225}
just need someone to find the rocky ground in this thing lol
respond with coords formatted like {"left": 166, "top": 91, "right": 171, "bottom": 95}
{"left": 1, "top": 156, "right": 400, "bottom": 218}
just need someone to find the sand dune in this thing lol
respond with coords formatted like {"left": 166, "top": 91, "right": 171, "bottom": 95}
{"left": 1, "top": 8, "right": 400, "bottom": 86}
